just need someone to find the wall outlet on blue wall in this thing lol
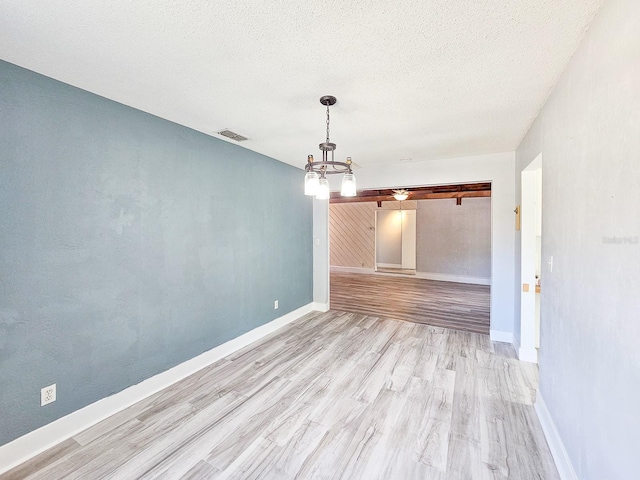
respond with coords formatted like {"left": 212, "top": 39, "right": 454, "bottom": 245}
{"left": 41, "top": 384, "right": 56, "bottom": 406}
{"left": 274, "top": 300, "right": 279, "bottom": 309}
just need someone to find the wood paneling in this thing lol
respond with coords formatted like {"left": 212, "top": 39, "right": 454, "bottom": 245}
{"left": 329, "top": 201, "right": 417, "bottom": 269}
{"left": 1, "top": 310, "right": 557, "bottom": 480}
{"left": 329, "top": 202, "right": 376, "bottom": 268}
{"left": 330, "top": 272, "right": 490, "bottom": 334}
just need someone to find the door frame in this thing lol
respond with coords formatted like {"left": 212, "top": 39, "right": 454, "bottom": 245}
{"left": 519, "top": 153, "right": 542, "bottom": 363}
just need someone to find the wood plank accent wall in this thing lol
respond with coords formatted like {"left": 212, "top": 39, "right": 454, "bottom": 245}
{"left": 329, "top": 203, "right": 375, "bottom": 268}
{"left": 329, "top": 201, "right": 417, "bottom": 268}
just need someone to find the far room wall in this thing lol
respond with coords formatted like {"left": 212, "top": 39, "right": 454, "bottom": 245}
{"left": 330, "top": 197, "right": 491, "bottom": 283}
{"left": 329, "top": 200, "right": 416, "bottom": 269}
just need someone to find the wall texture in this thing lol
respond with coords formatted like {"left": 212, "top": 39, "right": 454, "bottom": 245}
{"left": 515, "top": 0, "right": 639, "bottom": 477}
{"left": 416, "top": 198, "right": 491, "bottom": 278}
{"left": 0, "top": 60, "right": 313, "bottom": 446}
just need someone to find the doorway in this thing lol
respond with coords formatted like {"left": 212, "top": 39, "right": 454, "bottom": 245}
{"left": 325, "top": 182, "right": 493, "bottom": 335}
{"left": 374, "top": 209, "right": 416, "bottom": 274}
{"left": 519, "top": 154, "right": 542, "bottom": 363}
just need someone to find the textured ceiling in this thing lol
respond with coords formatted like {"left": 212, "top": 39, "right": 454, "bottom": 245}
{"left": 0, "top": 0, "right": 602, "bottom": 169}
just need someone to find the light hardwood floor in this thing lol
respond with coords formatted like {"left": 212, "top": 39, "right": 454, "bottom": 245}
{"left": 2, "top": 311, "right": 557, "bottom": 479}
{"left": 331, "top": 271, "right": 491, "bottom": 335}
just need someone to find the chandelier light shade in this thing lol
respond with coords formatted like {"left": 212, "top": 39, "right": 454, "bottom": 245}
{"left": 304, "top": 169, "right": 319, "bottom": 196}
{"left": 304, "top": 96, "right": 356, "bottom": 199}
{"left": 341, "top": 172, "right": 357, "bottom": 197}
{"left": 316, "top": 177, "right": 331, "bottom": 200}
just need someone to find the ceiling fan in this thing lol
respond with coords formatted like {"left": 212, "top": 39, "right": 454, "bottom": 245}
{"left": 392, "top": 189, "right": 410, "bottom": 201}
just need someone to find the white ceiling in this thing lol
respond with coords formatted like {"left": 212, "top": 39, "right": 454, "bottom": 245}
{"left": 0, "top": 0, "right": 602, "bottom": 170}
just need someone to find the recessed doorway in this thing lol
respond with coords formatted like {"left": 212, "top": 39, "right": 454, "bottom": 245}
{"left": 519, "top": 153, "right": 542, "bottom": 362}
{"left": 375, "top": 208, "right": 416, "bottom": 275}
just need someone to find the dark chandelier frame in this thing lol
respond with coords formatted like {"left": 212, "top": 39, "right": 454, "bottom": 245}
{"left": 305, "top": 96, "right": 353, "bottom": 177}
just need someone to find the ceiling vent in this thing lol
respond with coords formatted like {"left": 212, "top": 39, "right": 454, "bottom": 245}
{"left": 218, "top": 129, "right": 248, "bottom": 142}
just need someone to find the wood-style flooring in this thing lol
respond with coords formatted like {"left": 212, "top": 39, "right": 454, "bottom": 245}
{"left": 331, "top": 271, "right": 491, "bottom": 335}
{"left": 1, "top": 311, "right": 557, "bottom": 480}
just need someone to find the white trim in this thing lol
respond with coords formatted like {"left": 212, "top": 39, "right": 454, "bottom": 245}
{"left": 535, "top": 391, "right": 578, "bottom": 480}
{"left": 0, "top": 302, "right": 318, "bottom": 475}
{"left": 518, "top": 346, "right": 538, "bottom": 364}
{"left": 311, "top": 302, "right": 329, "bottom": 312}
{"left": 330, "top": 266, "right": 376, "bottom": 275}
{"left": 490, "top": 330, "right": 513, "bottom": 343}
{"left": 512, "top": 331, "right": 521, "bottom": 353}
{"left": 414, "top": 272, "right": 491, "bottom": 286}
{"left": 376, "top": 262, "right": 403, "bottom": 269}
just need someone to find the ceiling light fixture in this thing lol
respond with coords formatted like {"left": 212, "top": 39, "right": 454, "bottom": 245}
{"left": 304, "top": 96, "right": 356, "bottom": 199}
{"left": 393, "top": 189, "right": 409, "bottom": 201}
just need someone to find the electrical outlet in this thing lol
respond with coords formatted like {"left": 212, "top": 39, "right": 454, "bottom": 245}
{"left": 41, "top": 384, "right": 56, "bottom": 406}
{"left": 274, "top": 300, "right": 279, "bottom": 309}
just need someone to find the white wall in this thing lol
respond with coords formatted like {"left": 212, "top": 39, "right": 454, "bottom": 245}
{"left": 516, "top": 0, "right": 640, "bottom": 477}
{"left": 416, "top": 197, "right": 491, "bottom": 279}
{"left": 313, "top": 199, "right": 329, "bottom": 310}
{"left": 327, "top": 151, "right": 516, "bottom": 337}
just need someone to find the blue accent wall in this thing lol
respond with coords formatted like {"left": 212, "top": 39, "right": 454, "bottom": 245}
{"left": 0, "top": 60, "right": 313, "bottom": 446}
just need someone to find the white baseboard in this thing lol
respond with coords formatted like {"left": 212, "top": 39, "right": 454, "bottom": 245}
{"left": 512, "top": 333, "right": 521, "bottom": 356}
{"left": 490, "top": 330, "right": 514, "bottom": 343}
{"left": 415, "top": 272, "right": 491, "bottom": 286}
{"left": 330, "top": 266, "right": 491, "bottom": 286}
{"left": 535, "top": 391, "right": 578, "bottom": 480}
{"left": 376, "top": 263, "right": 402, "bottom": 268}
{"left": 330, "top": 266, "right": 375, "bottom": 275}
{"left": 518, "top": 346, "right": 538, "bottom": 364}
{"left": 0, "top": 302, "right": 318, "bottom": 475}
{"left": 311, "top": 302, "right": 329, "bottom": 312}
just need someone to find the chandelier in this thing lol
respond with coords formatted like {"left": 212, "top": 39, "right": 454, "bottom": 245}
{"left": 304, "top": 96, "right": 356, "bottom": 199}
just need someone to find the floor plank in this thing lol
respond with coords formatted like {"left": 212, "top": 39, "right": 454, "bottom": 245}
{"left": 330, "top": 271, "right": 491, "bottom": 334}
{"left": 1, "top": 310, "right": 557, "bottom": 480}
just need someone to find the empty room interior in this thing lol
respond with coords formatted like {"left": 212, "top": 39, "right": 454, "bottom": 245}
{"left": 0, "top": 1, "right": 638, "bottom": 479}
{"left": 329, "top": 184, "right": 492, "bottom": 335}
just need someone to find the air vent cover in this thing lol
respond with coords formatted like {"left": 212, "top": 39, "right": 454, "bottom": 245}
{"left": 218, "top": 129, "right": 248, "bottom": 142}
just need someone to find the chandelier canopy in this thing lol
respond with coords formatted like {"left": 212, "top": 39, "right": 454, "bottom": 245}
{"left": 304, "top": 96, "right": 356, "bottom": 199}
